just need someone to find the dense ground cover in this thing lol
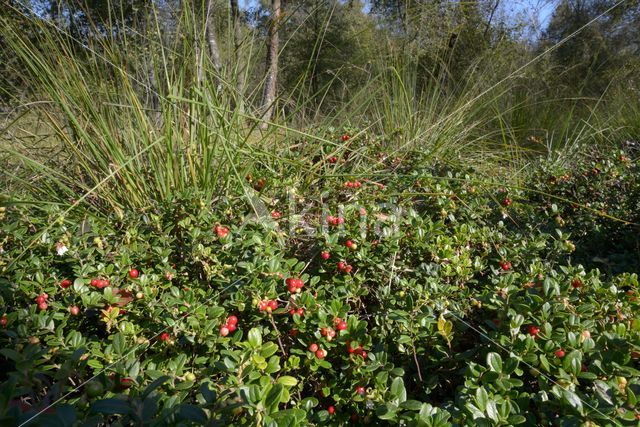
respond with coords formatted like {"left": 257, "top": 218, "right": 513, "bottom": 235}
{"left": 1, "top": 137, "right": 639, "bottom": 426}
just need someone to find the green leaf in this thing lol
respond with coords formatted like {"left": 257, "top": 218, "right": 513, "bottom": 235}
{"left": 376, "top": 404, "right": 398, "bottom": 420}
{"left": 177, "top": 404, "right": 208, "bottom": 423}
{"left": 264, "top": 384, "right": 284, "bottom": 413}
{"left": 400, "top": 400, "right": 423, "bottom": 411}
{"left": 91, "top": 398, "right": 131, "bottom": 415}
{"left": 485, "top": 400, "right": 499, "bottom": 423}
{"left": 248, "top": 328, "right": 262, "bottom": 348}
{"left": 276, "top": 376, "right": 298, "bottom": 387}
{"left": 390, "top": 377, "right": 406, "bottom": 403}
{"left": 475, "top": 387, "right": 489, "bottom": 412}
{"left": 141, "top": 375, "right": 170, "bottom": 399}
{"left": 487, "top": 352, "right": 502, "bottom": 373}
{"left": 562, "top": 389, "right": 584, "bottom": 414}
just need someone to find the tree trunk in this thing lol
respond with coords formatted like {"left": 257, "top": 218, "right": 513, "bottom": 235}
{"left": 230, "top": 0, "right": 245, "bottom": 113}
{"left": 260, "top": 0, "right": 281, "bottom": 129}
{"left": 205, "top": 0, "right": 222, "bottom": 73}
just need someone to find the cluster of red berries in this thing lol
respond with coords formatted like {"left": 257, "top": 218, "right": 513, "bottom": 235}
{"left": 159, "top": 332, "right": 171, "bottom": 343}
{"left": 309, "top": 343, "right": 327, "bottom": 359}
{"left": 286, "top": 277, "right": 304, "bottom": 294}
{"left": 215, "top": 224, "right": 229, "bottom": 238}
{"left": 341, "top": 134, "right": 350, "bottom": 141}
{"left": 60, "top": 279, "right": 72, "bottom": 289}
{"left": 220, "top": 315, "right": 239, "bottom": 336}
{"left": 346, "top": 341, "right": 367, "bottom": 359}
{"left": 271, "top": 211, "right": 281, "bottom": 219}
{"left": 501, "top": 198, "right": 512, "bottom": 207}
{"left": 337, "top": 261, "right": 353, "bottom": 274}
{"left": 345, "top": 240, "right": 357, "bottom": 250}
{"left": 326, "top": 215, "right": 345, "bottom": 227}
{"left": 35, "top": 293, "right": 49, "bottom": 310}
{"left": 258, "top": 299, "right": 278, "bottom": 313}
{"left": 289, "top": 307, "right": 305, "bottom": 316}
{"left": 129, "top": 268, "right": 139, "bottom": 279}
{"left": 320, "top": 327, "right": 336, "bottom": 341}
{"left": 328, "top": 156, "right": 338, "bottom": 164}
{"left": 90, "top": 278, "right": 110, "bottom": 289}
{"left": 499, "top": 260, "right": 512, "bottom": 271}
{"left": 344, "top": 181, "right": 362, "bottom": 189}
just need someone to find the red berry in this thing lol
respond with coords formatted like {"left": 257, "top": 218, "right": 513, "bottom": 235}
{"left": 554, "top": 349, "right": 566, "bottom": 358}
{"left": 227, "top": 323, "right": 237, "bottom": 333}
{"left": 38, "top": 302, "right": 47, "bottom": 311}
{"left": 337, "top": 262, "right": 346, "bottom": 271}
{"left": 220, "top": 326, "right": 230, "bottom": 336}
{"left": 356, "top": 386, "right": 366, "bottom": 395}
{"left": 90, "top": 278, "right": 100, "bottom": 287}
{"left": 36, "top": 295, "right": 46, "bottom": 304}
{"left": 328, "top": 156, "right": 338, "bottom": 164}
{"left": 501, "top": 198, "right": 512, "bottom": 207}
{"left": 345, "top": 265, "right": 353, "bottom": 274}
{"left": 321, "top": 251, "right": 330, "bottom": 260}
{"left": 309, "top": 343, "right": 319, "bottom": 352}
{"left": 60, "top": 279, "right": 72, "bottom": 289}
{"left": 120, "top": 378, "right": 133, "bottom": 389}
{"left": 271, "top": 211, "right": 281, "bottom": 219}
{"left": 500, "top": 261, "right": 511, "bottom": 271}
{"left": 360, "top": 351, "right": 367, "bottom": 359}
{"left": 631, "top": 351, "right": 640, "bottom": 360}
{"left": 258, "top": 300, "right": 268, "bottom": 311}
{"left": 129, "top": 268, "right": 139, "bottom": 279}
{"left": 341, "top": 134, "right": 350, "bottom": 141}
{"left": 1, "top": 315, "right": 7, "bottom": 327}
{"left": 99, "top": 279, "right": 110, "bottom": 289}
{"left": 337, "top": 217, "right": 344, "bottom": 225}
{"left": 528, "top": 325, "right": 540, "bottom": 337}
{"left": 70, "top": 306, "right": 80, "bottom": 316}
{"left": 227, "top": 315, "right": 238, "bottom": 325}
{"left": 296, "top": 308, "right": 305, "bottom": 316}
{"left": 328, "top": 405, "right": 335, "bottom": 415}
{"left": 337, "top": 321, "right": 348, "bottom": 331}
{"left": 160, "top": 332, "right": 170, "bottom": 342}
{"left": 215, "top": 225, "right": 229, "bottom": 238}
{"left": 316, "top": 349, "right": 326, "bottom": 359}
{"left": 571, "top": 278, "right": 583, "bottom": 288}
{"left": 268, "top": 300, "right": 278, "bottom": 311}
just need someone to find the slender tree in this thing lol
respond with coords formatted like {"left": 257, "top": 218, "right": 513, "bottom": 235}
{"left": 260, "top": 0, "right": 281, "bottom": 128}
{"left": 230, "top": 0, "right": 245, "bottom": 113}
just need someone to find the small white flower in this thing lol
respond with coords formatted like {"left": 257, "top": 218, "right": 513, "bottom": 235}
{"left": 55, "top": 242, "right": 68, "bottom": 256}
